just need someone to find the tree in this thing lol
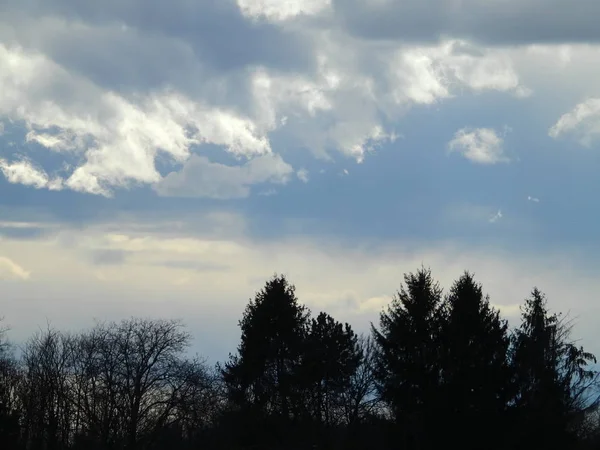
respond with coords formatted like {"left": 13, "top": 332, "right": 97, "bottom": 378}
{"left": 106, "top": 318, "right": 195, "bottom": 450}
{"left": 439, "top": 272, "right": 512, "bottom": 450}
{"left": 340, "top": 334, "right": 381, "bottom": 425}
{"left": 222, "top": 274, "right": 310, "bottom": 447}
{"left": 511, "top": 288, "right": 599, "bottom": 448}
{"left": 66, "top": 319, "right": 203, "bottom": 450}
{"left": 301, "top": 312, "right": 361, "bottom": 428}
{"left": 0, "top": 318, "right": 21, "bottom": 449}
{"left": 371, "top": 267, "right": 444, "bottom": 449}
{"left": 20, "top": 326, "right": 76, "bottom": 450}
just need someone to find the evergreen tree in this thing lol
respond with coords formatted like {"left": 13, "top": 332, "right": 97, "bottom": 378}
{"left": 302, "top": 311, "right": 361, "bottom": 428}
{"left": 511, "top": 288, "right": 598, "bottom": 448}
{"left": 439, "top": 272, "right": 512, "bottom": 450}
{"left": 372, "top": 267, "right": 444, "bottom": 450}
{"left": 221, "top": 274, "right": 310, "bottom": 446}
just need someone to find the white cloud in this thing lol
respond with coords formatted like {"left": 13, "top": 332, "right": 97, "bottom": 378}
{"left": 0, "top": 44, "right": 271, "bottom": 196}
{"left": 387, "top": 40, "right": 526, "bottom": 106}
{"left": 0, "top": 4, "right": 583, "bottom": 202}
{"left": 0, "top": 256, "right": 30, "bottom": 280}
{"left": 236, "top": 0, "right": 332, "bottom": 22}
{"left": 549, "top": 98, "right": 600, "bottom": 146}
{"left": 154, "top": 153, "right": 294, "bottom": 199}
{"left": 0, "top": 14, "right": 531, "bottom": 194}
{"left": 0, "top": 158, "right": 63, "bottom": 190}
{"left": 448, "top": 127, "right": 509, "bottom": 164}
{"left": 250, "top": 67, "right": 334, "bottom": 130}
{"left": 489, "top": 210, "right": 503, "bottom": 223}
{"left": 296, "top": 168, "right": 309, "bottom": 183}
{"left": 527, "top": 196, "right": 540, "bottom": 203}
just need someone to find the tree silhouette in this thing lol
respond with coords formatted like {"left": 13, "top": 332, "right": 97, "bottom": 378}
{"left": 20, "top": 326, "right": 75, "bottom": 450}
{"left": 511, "top": 288, "right": 599, "bottom": 449}
{"left": 302, "top": 312, "right": 360, "bottom": 426}
{"left": 0, "top": 267, "right": 599, "bottom": 450}
{"left": 372, "top": 267, "right": 444, "bottom": 450}
{"left": 299, "top": 311, "right": 361, "bottom": 448}
{"left": 340, "top": 334, "right": 381, "bottom": 425}
{"left": 0, "top": 319, "right": 20, "bottom": 449}
{"left": 222, "top": 274, "right": 310, "bottom": 448}
{"left": 439, "top": 271, "right": 512, "bottom": 450}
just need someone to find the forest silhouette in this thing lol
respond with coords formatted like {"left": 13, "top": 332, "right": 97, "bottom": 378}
{"left": 1, "top": 267, "right": 599, "bottom": 450}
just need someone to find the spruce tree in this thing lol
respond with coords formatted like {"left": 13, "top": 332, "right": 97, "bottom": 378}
{"left": 221, "top": 274, "right": 310, "bottom": 442}
{"left": 512, "top": 288, "right": 598, "bottom": 448}
{"left": 440, "top": 272, "right": 512, "bottom": 450}
{"left": 372, "top": 267, "right": 444, "bottom": 449}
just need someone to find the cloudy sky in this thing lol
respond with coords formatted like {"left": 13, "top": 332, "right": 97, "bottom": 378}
{"left": 1, "top": 0, "right": 600, "bottom": 363}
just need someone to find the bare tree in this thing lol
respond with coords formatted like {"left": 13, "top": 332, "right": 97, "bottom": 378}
{"left": 0, "top": 318, "right": 21, "bottom": 447}
{"left": 341, "top": 334, "right": 381, "bottom": 425}
{"left": 20, "top": 326, "right": 76, "bottom": 450}
{"left": 106, "top": 318, "right": 194, "bottom": 450}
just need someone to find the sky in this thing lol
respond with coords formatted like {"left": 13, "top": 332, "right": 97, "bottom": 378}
{"left": 1, "top": 0, "right": 600, "bottom": 364}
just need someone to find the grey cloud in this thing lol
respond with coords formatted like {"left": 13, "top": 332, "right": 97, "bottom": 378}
{"left": 154, "top": 153, "right": 294, "bottom": 199}
{"left": 155, "top": 260, "right": 230, "bottom": 272}
{"left": 0, "top": 224, "right": 53, "bottom": 240}
{"left": 333, "top": 0, "right": 600, "bottom": 46}
{"left": 89, "top": 249, "right": 129, "bottom": 265}
{"left": 2, "top": 0, "right": 314, "bottom": 81}
{"left": 0, "top": 227, "right": 47, "bottom": 240}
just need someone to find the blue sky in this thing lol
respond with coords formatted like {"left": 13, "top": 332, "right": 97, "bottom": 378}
{"left": 1, "top": 0, "right": 600, "bottom": 364}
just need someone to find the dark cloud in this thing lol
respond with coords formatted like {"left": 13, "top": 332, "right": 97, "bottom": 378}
{"left": 2, "top": 0, "right": 315, "bottom": 83}
{"left": 0, "top": 225, "right": 52, "bottom": 240}
{"left": 333, "top": 0, "right": 600, "bottom": 46}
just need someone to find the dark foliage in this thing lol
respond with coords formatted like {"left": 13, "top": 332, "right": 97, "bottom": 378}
{"left": 0, "top": 269, "right": 598, "bottom": 450}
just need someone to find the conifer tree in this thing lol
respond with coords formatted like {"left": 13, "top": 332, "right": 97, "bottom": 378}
{"left": 222, "top": 275, "right": 310, "bottom": 422}
{"left": 372, "top": 267, "right": 444, "bottom": 449}
{"left": 512, "top": 288, "right": 598, "bottom": 448}
{"left": 439, "top": 272, "right": 512, "bottom": 450}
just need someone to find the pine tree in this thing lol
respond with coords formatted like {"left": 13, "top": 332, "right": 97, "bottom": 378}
{"left": 302, "top": 312, "right": 361, "bottom": 427}
{"left": 222, "top": 275, "right": 310, "bottom": 425}
{"left": 439, "top": 271, "right": 512, "bottom": 450}
{"left": 372, "top": 267, "right": 444, "bottom": 449}
{"left": 512, "top": 288, "right": 598, "bottom": 448}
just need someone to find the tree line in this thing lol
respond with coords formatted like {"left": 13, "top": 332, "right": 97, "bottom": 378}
{"left": 1, "top": 267, "right": 600, "bottom": 450}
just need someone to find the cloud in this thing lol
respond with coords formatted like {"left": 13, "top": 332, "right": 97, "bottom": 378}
{"left": 0, "top": 4, "right": 533, "bottom": 200}
{"left": 442, "top": 203, "right": 515, "bottom": 229}
{"left": 527, "top": 196, "right": 540, "bottom": 203}
{"left": 89, "top": 249, "right": 129, "bottom": 265}
{"left": 296, "top": 168, "right": 309, "bottom": 183}
{"left": 0, "top": 256, "right": 30, "bottom": 280}
{"left": 334, "top": 0, "right": 600, "bottom": 46}
{"left": 0, "top": 44, "right": 271, "bottom": 196}
{"left": 448, "top": 127, "right": 509, "bottom": 164}
{"left": 489, "top": 210, "right": 503, "bottom": 223}
{"left": 387, "top": 41, "right": 525, "bottom": 103}
{"left": 1, "top": 2, "right": 314, "bottom": 75}
{"left": 0, "top": 158, "right": 64, "bottom": 190}
{"left": 154, "top": 153, "right": 294, "bottom": 199}
{"left": 236, "top": 0, "right": 332, "bottom": 22}
{"left": 1, "top": 217, "right": 600, "bottom": 362}
{"left": 549, "top": 98, "right": 600, "bottom": 146}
